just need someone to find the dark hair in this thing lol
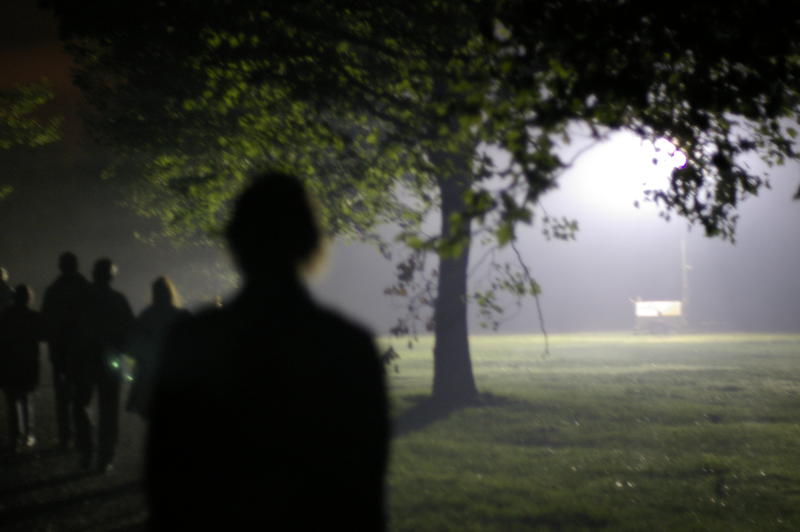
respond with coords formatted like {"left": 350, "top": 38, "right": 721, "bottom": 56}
{"left": 59, "top": 252, "right": 79, "bottom": 275}
{"left": 226, "top": 173, "right": 321, "bottom": 276}
{"left": 93, "top": 258, "right": 117, "bottom": 284}
{"left": 152, "top": 276, "right": 181, "bottom": 308}
{"left": 13, "top": 284, "right": 32, "bottom": 307}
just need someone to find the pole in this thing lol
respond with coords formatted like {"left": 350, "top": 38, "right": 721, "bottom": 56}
{"left": 681, "top": 238, "right": 690, "bottom": 326}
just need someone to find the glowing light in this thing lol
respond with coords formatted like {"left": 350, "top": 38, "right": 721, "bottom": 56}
{"left": 635, "top": 300, "right": 683, "bottom": 318}
{"left": 562, "top": 132, "right": 687, "bottom": 215}
{"left": 653, "top": 137, "right": 687, "bottom": 168}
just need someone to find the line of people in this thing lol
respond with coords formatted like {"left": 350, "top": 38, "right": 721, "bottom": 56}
{"left": 3, "top": 174, "right": 389, "bottom": 528}
{"left": 0, "top": 272, "right": 45, "bottom": 452}
{"left": 0, "top": 254, "right": 188, "bottom": 473}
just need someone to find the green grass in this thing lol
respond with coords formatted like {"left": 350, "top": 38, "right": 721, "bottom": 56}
{"left": 384, "top": 333, "right": 800, "bottom": 531}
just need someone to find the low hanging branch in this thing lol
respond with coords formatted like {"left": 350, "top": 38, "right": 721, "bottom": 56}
{"left": 510, "top": 239, "right": 549, "bottom": 357}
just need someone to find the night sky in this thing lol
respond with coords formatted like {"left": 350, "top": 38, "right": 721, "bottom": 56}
{"left": 1, "top": 0, "right": 799, "bottom": 334}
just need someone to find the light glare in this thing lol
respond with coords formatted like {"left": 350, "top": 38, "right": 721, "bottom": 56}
{"left": 561, "top": 132, "right": 687, "bottom": 215}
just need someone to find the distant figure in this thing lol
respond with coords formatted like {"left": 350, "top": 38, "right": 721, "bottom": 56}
{"left": 0, "top": 267, "right": 14, "bottom": 311}
{"left": 147, "top": 173, "right": 389, "bottom": 530}
{"left": 74, "top": 258, "right": 134, "bottom": 472}
{"left": 42, "top": 252, "right": 91, "bottom": 450}
{"left": 126, "top": 276, "right": 189, "bottom": 418}
{"left": 0, "top": 285, "right": 46, "bottom": 452}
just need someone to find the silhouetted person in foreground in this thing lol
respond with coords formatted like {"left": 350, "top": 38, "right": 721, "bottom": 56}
{"left": 0, "top": 285, "right": 46, "bottom": 452}
{"left": 42, "top": 252, "right": 91, "bottom": 450}
{"left": 147, "top": 173, "right": 389, "bottom": 530}
{"left": 126, "top": 276, "right": 190, "bottom": 418}
{"left": 0, "top": 267, "right": 14, "bottom": 311}
{"left": 74, "top": 258, "right": 134, "bottom": 472}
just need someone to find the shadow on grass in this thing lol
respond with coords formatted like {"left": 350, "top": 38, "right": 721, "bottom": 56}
{"left": 393, "top": 395, "right": 457, "bottom": 437}
{"left": 393, "top": 392, "right": 526, "bottom": 437}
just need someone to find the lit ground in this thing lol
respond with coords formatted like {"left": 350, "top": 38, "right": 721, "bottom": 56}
{"left": 387, "top": 333, "right": 800, "bottom": 531}
{"left": 1, "top": 333, "right": 799, "bottom": 530}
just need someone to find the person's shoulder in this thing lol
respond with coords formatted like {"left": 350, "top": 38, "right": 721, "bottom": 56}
{"left": 136, "top": 304, "right": 155, "bottom": 320}
{"left": 185, "top": 304, "right": 223, "bottom": 322}
{"left": 163, "top": 307, "right": 195, "bottom": 333}
{"left": 103, "top": 287, "right": 132, "bottom": 313}
{"left": 308, "top": 306, "right": 384, "bottom": 389}
{"left": 310, "top": 305, "right": 379, "bottom": 367}
{"left": 87, "top": 282, "right": 103, "bottom": 297}
{"left": 42, "top": 278, "right": 64, "bottom": 305}
{"left": 172, "top": 307, "right": 192, "bottom": 322}
{"left": 111, "top": 286, "right": 131, "bottom": 303}
{"left": 72, "top": 274, "right": 90, "bottom": 290}
{"left": 313, "top": 304, "right": 373, "bottom": 341}
{"left": 47, "top": 273, "right": 88, "bottom": 291}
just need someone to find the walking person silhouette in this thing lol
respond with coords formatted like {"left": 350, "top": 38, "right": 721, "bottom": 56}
{"left": 126, "top": 276, "right": 190, "bottom": 418}
{"left": 75, "top": 258, "right": 134, "bottom": 472}
{"left": 0, "top": 267, "right": 13, "bottom": 311}
{"left": 146, "top": 173, "right": 389, "bottom": 530}
{"left": 0, "top": 285, "right": 46, "bottom": 452}
{"left": 42, "top": 252, "right": 91, "bottom": 450}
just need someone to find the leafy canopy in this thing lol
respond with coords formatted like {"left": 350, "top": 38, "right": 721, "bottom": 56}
{"left": 0, "top": 81, "right": 61, "bottom": 198}
{"left": 0, "top": 81, "right": 60, "bottom": 150}
{"left": 47, "top": 0, "right": 800, "bottom": 244}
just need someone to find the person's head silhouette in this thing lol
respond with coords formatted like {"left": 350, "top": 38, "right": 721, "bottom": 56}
{"left": 226, "top": 173, "right": 321, "bottom": 280}
{"left": 13, "top": 284, "right": 32, "bottom": 307}
{"left": 59, "top": 252, "right": 79, "bottom": 275}
{"left": 92, "top": 258, "right": 117, "bottom": 285}
{"left": 151, "top": 276, "right": 181, "bottom": 307}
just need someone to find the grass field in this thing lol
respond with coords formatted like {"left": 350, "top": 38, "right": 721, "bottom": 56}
{"left": 0, "top": 333, "right": 797, "bottom": 530}
{"left": 384, "top": 333, "right": 800, "bottom": 531}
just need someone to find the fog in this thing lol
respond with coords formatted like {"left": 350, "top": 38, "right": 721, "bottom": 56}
{"left": 311, "top": 132, "right": 800, "bottom": 334}
{"left": 1, "top": 125, "right": 797, "bottom": 336}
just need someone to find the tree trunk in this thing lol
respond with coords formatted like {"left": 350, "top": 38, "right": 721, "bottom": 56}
{"left": 431, "top": 171, "right": 479, "bottom": 407}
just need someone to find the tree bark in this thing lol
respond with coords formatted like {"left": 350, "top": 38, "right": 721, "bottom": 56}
{"left": 431, "top": 170, "right": 479, "bottom": 407}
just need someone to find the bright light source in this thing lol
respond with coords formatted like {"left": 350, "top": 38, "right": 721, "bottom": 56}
{"left": 653, "top": 137, "right": 687, "bottom": 168}
{"left": 635, "top": 300, "right": 683, "bottom": 317}
{"left": 561, "top": 132, "right": 687, "bottom": 215}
